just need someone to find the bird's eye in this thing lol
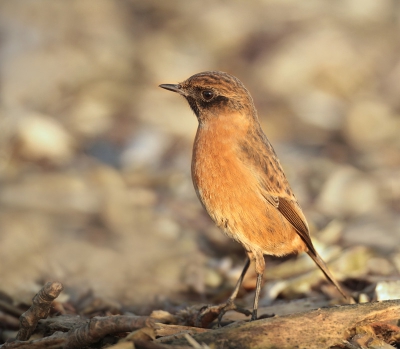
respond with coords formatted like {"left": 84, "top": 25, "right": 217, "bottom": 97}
{"left": 202, "top": 90, "right": 214, "bottom": 101}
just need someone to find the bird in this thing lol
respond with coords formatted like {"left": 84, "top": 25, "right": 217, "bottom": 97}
{"left": 159, "top": 71, "right": 346, "bottom": 323}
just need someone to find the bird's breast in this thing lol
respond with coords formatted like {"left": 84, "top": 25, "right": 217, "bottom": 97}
{"left": 191, "top": 119, "right": 305, "bottom": 256}
{"left": 191, "top": 121, "right": 265, "bottom": 243}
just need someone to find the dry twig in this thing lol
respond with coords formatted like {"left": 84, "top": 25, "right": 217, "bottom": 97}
{"left": 2, "top": 315, "right": 156, "bottom": 349}
{"left": 16, "top": 281, "right": 63, "bottom": 341}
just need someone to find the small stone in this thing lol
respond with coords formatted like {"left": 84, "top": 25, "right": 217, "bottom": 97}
{"left": 14, "top": 112, "right": 74, "bottom": 165}
{"left": 120, "top": 128, "right": 172, "bottom": 170}
{"left": 291, "top": 89, "right": 345, "bottom": 130}
{"left": 317, "top": 166, "right": 380, "bottom": 217}
{"left": 376, "top": 280, "right": 400, "bottom": 301}
{"left": 204, "top": 268, "right": 222, "bottom": 288}
{"left": 358, "top": 293, "right": 370, "bottom": 303}
{"left": 367, "top": 257, "right": 395, "bottom": 276}
{"left": 344, "top": 100, "right": 399, "bottom": 151}
{"left": 155, "top": 218, "right": 181, "bottom": 240}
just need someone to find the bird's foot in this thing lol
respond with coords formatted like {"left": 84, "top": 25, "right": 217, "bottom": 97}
{"left": 251, "top": 309, "right": 258, "bottom": 321}
{"left": 195, "top": 299, "right": 252, "bottom": 328}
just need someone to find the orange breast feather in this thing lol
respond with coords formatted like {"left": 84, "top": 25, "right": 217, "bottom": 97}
{"left": 191, "top": 114, "right": 305, "bottom": 256}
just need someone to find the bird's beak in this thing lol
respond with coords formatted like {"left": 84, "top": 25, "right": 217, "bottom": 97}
{"left": 159, "top": 84, "right": 186, "bottom": 96}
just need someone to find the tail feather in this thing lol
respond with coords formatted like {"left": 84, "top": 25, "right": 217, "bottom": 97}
{"left": 307, "top": 251, "right": 347, "bottom": 299}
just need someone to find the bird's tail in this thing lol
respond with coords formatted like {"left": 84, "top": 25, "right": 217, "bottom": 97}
{"left": 307, "top": 250, "right": 347, "bottom": 299}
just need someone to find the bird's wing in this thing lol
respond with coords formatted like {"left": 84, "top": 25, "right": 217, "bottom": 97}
{"left": 238, "top": 128, "right": 347, "bottom": 297}
{"left": 238, "top": 129, "right": 317, "bottom": 254}
{"left": 268, "top": 194, "right": 316, "bottom": 255}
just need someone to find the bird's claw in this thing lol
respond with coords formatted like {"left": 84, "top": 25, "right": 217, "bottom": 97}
{"left": 195, "top": 300, "right": 251, "bottom": 328}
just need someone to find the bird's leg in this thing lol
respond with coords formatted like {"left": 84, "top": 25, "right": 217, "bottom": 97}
{"left": 226, "top": 257, "right": 251, "bottom": 301}
{"left": 196, "top": 258, "right": 252, "bottom": 327}
{"left": 251, "top": 273, "right": 263, "bottom": 321}
{"left": 251, "top": 253, "right": 265, "bottom": 321}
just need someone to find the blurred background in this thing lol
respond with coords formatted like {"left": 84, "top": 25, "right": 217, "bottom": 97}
{"left": 0, "top": 0, "right": 399, "bottom": 312}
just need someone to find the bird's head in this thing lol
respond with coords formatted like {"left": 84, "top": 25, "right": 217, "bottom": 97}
{"left": 160, "top": 71, "right": 257, "bottom": 123}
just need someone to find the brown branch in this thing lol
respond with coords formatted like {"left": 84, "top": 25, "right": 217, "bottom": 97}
{"left": 1, "top": 315, "right": 156, "bottom": 349}
{"left": 166, "top": 300, "right": 400, "bottom": 349}
{"left": 16, "top": 281, "right": 63, "bottom": 341}
{"left": 64, "top": 315, "right": 155, "bottom": 348}
{"left": 38, "top": 314, "right": 88, "bottom": 333}
{"left": 155, "top": 324, "right": 210, "bottom": 338}
{"left": 0, "top": 334, "right": 65, "bottom": 349}
{"left": 133, "top": 339, "right": 199, "bottom": 349}
{"left": 154, "top": 324, "right": 210, "bottom": 344}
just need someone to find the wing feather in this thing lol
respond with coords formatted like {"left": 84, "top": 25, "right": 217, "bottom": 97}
{"left": 276, "top": 196, "right": 316, "bottom": 255}
{"left": 238, "top": 127, "right": 316, "bottom": 254}
{"left": 238, "top": 127, "right": 347, "bottom": 297}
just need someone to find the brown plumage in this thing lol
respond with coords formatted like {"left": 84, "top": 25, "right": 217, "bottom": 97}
{"left": 160, "top": 71, "right": 346, "bottom": 322}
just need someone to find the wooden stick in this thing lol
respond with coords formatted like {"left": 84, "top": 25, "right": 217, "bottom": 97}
{"left": 2, "top": 315, "right": 156, "bottom": 349}
{"left": 167, "top": 300, "right": 400, "bottom": 349}
{"left": 16, "top": 281, "right": 63, "bottom": 341}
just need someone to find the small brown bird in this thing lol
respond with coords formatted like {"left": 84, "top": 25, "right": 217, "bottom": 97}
{"left": 160, "top": 71, "right": 346, "bottom": 322}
